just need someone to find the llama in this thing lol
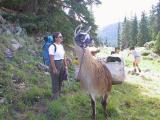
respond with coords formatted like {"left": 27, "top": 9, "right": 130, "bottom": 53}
{"left": 74, "top": 25, "right": 112, "bottom": 119}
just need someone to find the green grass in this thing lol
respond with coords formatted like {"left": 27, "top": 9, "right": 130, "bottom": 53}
{"left": 44, "top": 81, "right": 160, "bottom": 120}
{"left": 1, "top": 36, "right": 160, "bottom": 120}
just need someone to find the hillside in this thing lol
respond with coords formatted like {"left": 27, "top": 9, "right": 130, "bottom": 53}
{"left": 1, "top": 16, "right": 160, "bottom": 120}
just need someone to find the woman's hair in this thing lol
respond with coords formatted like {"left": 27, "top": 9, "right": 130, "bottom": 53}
{"left": 53, "top": 32, "right": 62, "bottom": 39}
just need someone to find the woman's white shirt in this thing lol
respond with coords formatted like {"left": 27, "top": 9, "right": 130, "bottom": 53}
{"left": 48, "top": 43, "right": 65, "bottom": 60}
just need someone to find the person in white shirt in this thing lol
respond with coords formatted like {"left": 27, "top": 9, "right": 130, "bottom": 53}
{"left": 48, "top": 32, "right": 67, "bottom": 100}
{"left": 128, "top": 46, "right": 141, "bottom": 73}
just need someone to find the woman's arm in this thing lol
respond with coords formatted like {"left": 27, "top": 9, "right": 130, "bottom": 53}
{"left": 50, "top": 55, "right": 58, "bottom": 74}
{"left": 63, "top": 56, "right": 67, "bottom": 68}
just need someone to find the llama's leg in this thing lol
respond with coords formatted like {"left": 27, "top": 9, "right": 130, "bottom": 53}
{"left": 90, "top": 95, "right": 96, "bottom": 120}
{"left": 101, "top": 94, "right": 109, "bottom": 117}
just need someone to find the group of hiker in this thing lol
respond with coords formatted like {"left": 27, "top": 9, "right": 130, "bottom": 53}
{"left": 45, "top": 32, "right": 141, "bottom": 100}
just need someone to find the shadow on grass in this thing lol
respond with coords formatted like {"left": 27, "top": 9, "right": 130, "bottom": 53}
{"left": 46, "top": 82, "right": 160, "bottom": 120}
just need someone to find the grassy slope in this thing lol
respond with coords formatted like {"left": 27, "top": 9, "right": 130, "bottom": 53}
{"left": 0, "top": 39, "right": 160, "bottom": 120}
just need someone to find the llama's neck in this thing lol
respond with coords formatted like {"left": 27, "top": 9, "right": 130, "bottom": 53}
{"left": 75, "top": 45, "right": 97, "bottom": 75}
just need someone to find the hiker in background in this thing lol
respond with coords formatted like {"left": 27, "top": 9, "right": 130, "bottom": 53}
{"left": 48, "top": 32, "right": 67, "bottom": 100}
{"left": 115, "top": 47, "right": 120, "bottom": 54}
{"left": 128, "top": 46, "right": 141, "bottom": 73}
{"left": 111, "top": 47, "right": 120, "bottom": 55}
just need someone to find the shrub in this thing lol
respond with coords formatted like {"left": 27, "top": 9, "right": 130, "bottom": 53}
{"left": 155, "top": 32, "right": 160, "bottom": 54}
{"left": 141, "top": 51, "right": 151, "bottom": 56}
{"left": 22, "top": 86, "right": 42, "bottom": 105}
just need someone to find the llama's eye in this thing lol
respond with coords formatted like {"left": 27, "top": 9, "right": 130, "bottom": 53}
{"left": 79, "top": 35, "right": 85, "bottom": 40}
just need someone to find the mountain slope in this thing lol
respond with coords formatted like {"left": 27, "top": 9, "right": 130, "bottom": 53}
{"left": 98, "top": 23, "right": 119, "bottom": 47}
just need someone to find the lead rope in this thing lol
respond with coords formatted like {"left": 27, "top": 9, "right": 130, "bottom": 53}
{"left": 77, "top": 48, "right": 85, "bottom": 80}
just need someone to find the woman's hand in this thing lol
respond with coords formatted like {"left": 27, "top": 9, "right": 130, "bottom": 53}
{"left": 65, "top": 66, "right": 68, "bottom": 69}
{"left": 52, "top": 67, "right": 58, "bottom": 74}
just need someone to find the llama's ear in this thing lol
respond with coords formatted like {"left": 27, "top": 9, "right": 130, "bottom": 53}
{"left": 85, "top": 26, "right": 91, "bottom": 33}
{"left": 74, "top": 24, "right": 82, "bottom": 37}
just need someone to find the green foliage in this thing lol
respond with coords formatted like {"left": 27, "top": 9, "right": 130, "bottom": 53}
{"left": 119, "top": 1, "right": 160, "bottom": 48}
{"left": 0, "top": 35, "right": 12, "bottom": 52}
{"left": 130, "top": 15, "right": 138, "bottom": 46}
{"left": 148, "top": 5, "right": 157, "bottom": 41}
{"left": 155, "top": 32, "right": 160, "bottom": 53}
{"left": 156, "top": 1, "right": 160, "bottom": 32}
{"left": 138, "top": 12, "right": 150, "bottom": 46}
{"left": 22, "top": 86, "right": 44, "bottom": 105}
{"left": 47, "top": 100, "right": 70, "bottom": 120}
{"left": 121, "top": 17, "right": 131, "bottom": 49}
{"left": 141, "top": 51, "right": 151, "bottom": 56}
{"left": 46, "top": 92, "right": 91, "bottom": 120}
{"left": 25, "top": 113, "right": 46, "bottom": 120}
{"left": 1, "top": 0, "right": 98, "bottom": 44}
{"left": 0, "top": 0, "right": 26, "bottom": 8}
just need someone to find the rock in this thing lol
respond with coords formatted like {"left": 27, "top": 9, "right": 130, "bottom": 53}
{"left": 6, "top": 29, "right": 12, "bottom": 35}
{"left": 27, "top": 49, "right": 38, "bottom": 56}
{"left": 12, "top": 75, "right": 23, "bottom": 84}
{"left": 0, "top": 97, "right": 6, "bottom": 104}
{"left": 148, "top": 52, "right": 159, "bottom": 59}
{"left": 0, "top": 15, "right": 6, "bottom": 24}
{"left": 18, "top": 82, "right": 26, "bottom": 89}
{"left": 144, "top": 41, "right": 155, "bottom": 49}
{"left": 36, "top": 36, "right": 43, "bottom": 43}
{"left": 36, "top": 62, "right": 49, "bottom": 72}
{"left": 22, "top": 60, "right": 28, "bottom": 64}
{"left": 11, "top": 39, "right": 23, "bottom": 51}
{"left": 5, "top": 48, "right": 14, "bottom": 59}
{"left": 15, "top": 26, "right": 22, "bottom": 36}
{"left": 44, "top": 72, "right": 50, "bottom": 75}
{"left": 141, "top": 50, "right": 151, "bottom": 56}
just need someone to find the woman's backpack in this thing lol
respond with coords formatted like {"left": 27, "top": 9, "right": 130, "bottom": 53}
{"left": 42, "top": 35, "right": 56, "bottom": 66}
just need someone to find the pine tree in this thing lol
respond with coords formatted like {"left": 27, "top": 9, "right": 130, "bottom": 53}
{"left": 117, "top": 22, "right": 121, "bottom": 49}
{"left": 130, "top": 15, "right": 138, "bottom": 46}
{"left": 121, "top": 17, "right": 131, "bottom": 49}
{"left": 0, "top": 0, "right": 101, "bottom": 44}
{"left": 156, "top": 0, "right": 160, "bottom": 33}
{"left": 105, "top": 37, "right": 108, "bottom": 46}
{"left": 138, "top": 12, "right": 150, "bottom": 46}
{"left": 149, "top": 5, "right": 157, "bottom": 41}
{"left": 155, "top": 32, "right": 160, "bottom": 53}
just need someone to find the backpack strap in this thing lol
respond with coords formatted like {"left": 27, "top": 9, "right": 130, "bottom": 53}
{"left": 53, "top": 43, "right": 57, "bottom": 52}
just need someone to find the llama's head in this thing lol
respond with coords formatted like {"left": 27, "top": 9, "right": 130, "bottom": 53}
{"left": 74, "top": 24, "right": 92, "bottom": 48}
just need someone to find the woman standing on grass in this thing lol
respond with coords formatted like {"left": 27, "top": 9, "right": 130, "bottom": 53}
{"left": 48, "top": 32, "right": 67, "bottom": 100}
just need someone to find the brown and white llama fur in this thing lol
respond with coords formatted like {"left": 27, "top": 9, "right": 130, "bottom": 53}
{"left": 74, "top": 26, "right": 112, "bottom": 119}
